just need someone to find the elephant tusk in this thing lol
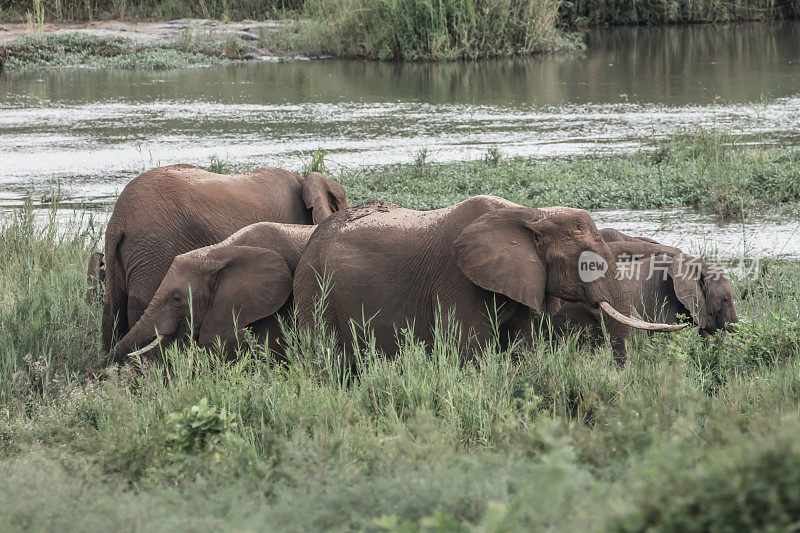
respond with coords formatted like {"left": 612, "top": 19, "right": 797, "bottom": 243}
{"left": 598, "top": 301, "right": 687, "bottom": 332}
{"left": 128, "top": 334, "right": 163, "bottom": 357}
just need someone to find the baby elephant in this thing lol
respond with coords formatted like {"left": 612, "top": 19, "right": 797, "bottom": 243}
{"left": 553, "top": 250, "right": 738, "bottom": 342}
{"left": 105, "top": 222, "right": 315, "bottom": 364}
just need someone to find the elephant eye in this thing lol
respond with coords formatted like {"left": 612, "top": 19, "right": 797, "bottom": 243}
{"left": 172, "top": 292, "right": 182, "bottom": 304}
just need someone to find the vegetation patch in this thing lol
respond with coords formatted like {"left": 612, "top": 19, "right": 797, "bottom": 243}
{"left": 0, "top": 32, "right": 248, "bottom": 71}
{"left": 0, "top": 0, "right": 301, "bottom": 21}
{"left": 210, "top": 133, "right": 799, "bottom": 220}
{"left": 1, "top": 181, "right": 800, "bottom": 527}
{"left": 292, "top": 0, "right": 582, "bottom": 60}
{"left": 561, "top": 0, "right": 800, "bottom": 27}
{"left": 2, "top": 0, "right": 800, "bottom": 65}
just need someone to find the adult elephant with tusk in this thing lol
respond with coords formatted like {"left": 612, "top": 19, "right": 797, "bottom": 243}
{"left": 98, "top": 164, "right": 348, "bottom": 353}
{"left": 106, "top": 221, "right": 315, "bottom": 365}
{"left": 553, "top": 249, "right": 738, "bottom": 342}
{"left": 293, "top": 196, "right": 683, "bottom": 366}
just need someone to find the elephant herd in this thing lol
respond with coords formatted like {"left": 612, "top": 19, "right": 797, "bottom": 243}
{"left": 92, "top": 163, "right": 738, "bottom": 368}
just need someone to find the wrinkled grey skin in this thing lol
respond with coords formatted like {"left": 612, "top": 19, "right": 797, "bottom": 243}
{"left": 99, "top": 164, "right": 348, "bottom": 352}
{"left": 294, "top": 196, "right": 637, "bottom": 365}
{"left": 106, "top": 222, "right": 315, "bottom": 365}
{"left": 553, "top": 248, "right": 738, "bottom": 342}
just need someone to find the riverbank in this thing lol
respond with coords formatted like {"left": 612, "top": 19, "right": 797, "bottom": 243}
{"left": 1, "top": 202, "right": 800, "bottom": 529}
{"left": 4, "top": 2, "right": 798, "bottom": 71}
{"left": 0, "top": 19, "right": 320, "bottom": 71}
{"left": 0, "top": 1, "right": 582, "bottom": 71}
{"left": 198, "top": 133, "right": 800, "bottom": 221}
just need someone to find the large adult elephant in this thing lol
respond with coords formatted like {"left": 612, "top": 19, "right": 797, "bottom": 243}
{"left": 100, "top": 164, "right": 348, "bottom": 352}
{"left": 106, "top": 222, "right": 315, "bottom": 364}
{"left": 553, "top": 245, "right": 738, "bottom": 341}
{"left": 293, "top": 196, "right": 682, "bottom": 365}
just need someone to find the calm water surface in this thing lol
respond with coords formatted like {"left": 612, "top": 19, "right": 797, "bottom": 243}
{"left": 2, "top": 22, "right": 799, "bottom": 258}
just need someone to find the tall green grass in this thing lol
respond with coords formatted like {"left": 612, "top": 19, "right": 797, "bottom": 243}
{"left": 0, "top": 0, "right": 300, "bottom": 21}
{"left": 326, "top": 133, "right": 800, "bottom": 219}
{"left": 1, "top": 197, "right": 800, "bottom": 528}
{"left": 298, "top": 0, "right": 580, "bottom": 60}
{"left": 0, "top": 205, "right": 102, "bottom": 405}
{"left": 203, "top": 134, "right": 800, "bottom": 219}
{"left": 3, "top": 0, "right": 797, "bottom": 25}
{"left": 561, "top": 0, "right": 800, "bottom": 26}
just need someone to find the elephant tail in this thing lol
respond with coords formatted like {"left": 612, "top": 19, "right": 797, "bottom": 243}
{"left": 101, "top": 224, "right": 128, "bottom": 353}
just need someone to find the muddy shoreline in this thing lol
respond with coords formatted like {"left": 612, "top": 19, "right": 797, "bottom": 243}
{"left": 0, "top": 18, "right": 321, "bottom": 71}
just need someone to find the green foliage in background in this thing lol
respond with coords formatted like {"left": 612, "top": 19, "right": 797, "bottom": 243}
{"left": 201, "top": 133, "right": 800, "bottom": 220}
{"left": 0, "top": 0, "right": 302, "bottom": 21}
{"left": 561, "top": 0, "right": 800, "bottom": 26}
{"left": 299, "top": 0, "right": 581, "bottom": 60}
{"left": 331, "top": 132, "right": 800, "bottom": 219}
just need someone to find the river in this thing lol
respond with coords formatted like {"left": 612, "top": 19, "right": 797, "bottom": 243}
{"left": 2, "top": 21, "right": 799, "bottom": 259}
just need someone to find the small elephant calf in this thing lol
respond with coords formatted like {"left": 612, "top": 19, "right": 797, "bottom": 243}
{"left": 105, "top": 222, "right": 315, "bottom": 364}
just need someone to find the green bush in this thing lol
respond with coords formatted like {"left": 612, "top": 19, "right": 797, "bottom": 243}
{"left": 302, "top": 0, "right": 582, "bottom": 60}
{"left": 611, "top": 425, "right": 800, "bottom": 531}
{"left": 166, "top": 397, "right": 237, "bottom": 453}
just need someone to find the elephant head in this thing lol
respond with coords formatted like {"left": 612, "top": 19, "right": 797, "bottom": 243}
{"left": 302, "top": 172, "right": 349, "bottom": 224}
{"left": 106, "top": 245, "right": 293, "bottom": 364}
{"left": 452, "top": 207, "right": 683, "bottom": 360}
{"left": 666, "top": 253, "right": 738, "bottom": 334}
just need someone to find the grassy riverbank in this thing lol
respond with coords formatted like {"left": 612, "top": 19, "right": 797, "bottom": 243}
{"left": 342, "top": 141, "right": 800, "bottom": 220}
{"left": 0, "top": 0, "right": 300, "bottom": 21}
{"left": 1, "top": 201, "right": 800, "bottom": 529}
{"left": 4, "top": 1, "right": 797, "bottom": 67}
{"left": 203, "top": 133, "right": 800, "bottom": 220}
{"left": 3, "top": 0, "right": 797, "bottom": 25}
{"left": 0, "top": 32, "right": 248, "bottom": 70}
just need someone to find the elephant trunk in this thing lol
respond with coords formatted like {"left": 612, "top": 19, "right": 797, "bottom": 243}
{"left": 105, "top": 305, "right": 164, "bottom": 365}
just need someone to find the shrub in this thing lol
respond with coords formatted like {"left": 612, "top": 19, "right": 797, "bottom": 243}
{"left": 611, "top": 424, "right": 800, "bottom": 531}
{"left": 302, "top": 0, "right": 582, "bottom": 60}
{"left": 166, "top": 397, "right": 238, "bottom": 454}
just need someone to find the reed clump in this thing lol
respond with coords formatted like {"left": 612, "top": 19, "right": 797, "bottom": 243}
{"left": 299, "top": 0, "right": 581, "bottom": 60}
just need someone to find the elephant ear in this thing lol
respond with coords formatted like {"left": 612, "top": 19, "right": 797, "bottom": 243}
{"left": 198, "top": 246, "right": 293, "bottom": 347}
{"left": 668, "top": 254, "right": 709, "bottom": 329}
{"left": 453, "top": 208, "right": 547, "bottom": 314}
{"left": 301, "top": 172, "right": 349, "bottom": 224}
